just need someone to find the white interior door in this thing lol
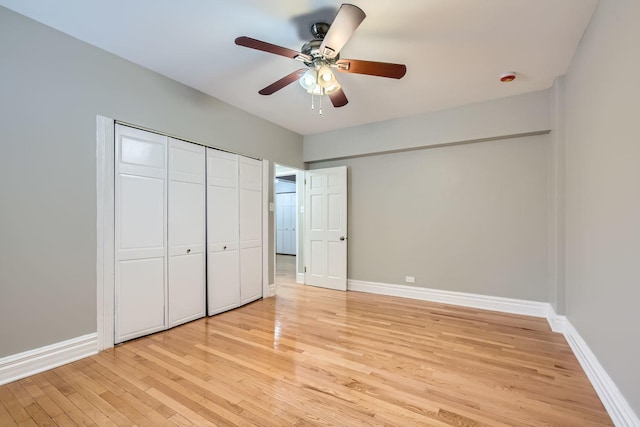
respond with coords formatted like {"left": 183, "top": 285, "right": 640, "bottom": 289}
{"left": 207, "top": 149, "right": 240, "bottom": 315}
{"left": 115, "top": 125, "right": 167, "bottom": 343}
{"left": 168, "top": 138, "right": 205, "bottom": 328}
{"left": 240, "top": 156, "right": 263, "bottom": 304}
{"left": 304, "top": 166, "right": 348, "bottom": 291}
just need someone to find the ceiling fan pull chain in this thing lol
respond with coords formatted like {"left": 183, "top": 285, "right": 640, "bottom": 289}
{"left": 311, "top": 93, "right": 315, "bottom": 110}
{"left": 319, "top": 89, "right": 323, "bottom": 115}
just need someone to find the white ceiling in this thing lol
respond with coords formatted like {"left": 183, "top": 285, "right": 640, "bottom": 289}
{"left": 1, "top": 0, "right": 598, "bottom": 136}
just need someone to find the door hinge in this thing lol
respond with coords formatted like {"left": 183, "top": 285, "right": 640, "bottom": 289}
{"left": 304, "top": 266, "right": 307, "bottom": 273}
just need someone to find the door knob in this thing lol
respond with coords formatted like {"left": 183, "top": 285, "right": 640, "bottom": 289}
{"left": 339, "top": 236, "right": 346, "bottom": 241}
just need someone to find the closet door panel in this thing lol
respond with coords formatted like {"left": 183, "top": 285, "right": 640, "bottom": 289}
{"left": 168, "top": 139, "right": 205, "bottom": 328}
{"left": 119, "top": 175, "right": 165, "bottom": 259}
{"left": 284, "top": 193, "right": 295, "bottom": 255}
{"left": 117, "top": 258, "right": 165, "bottom": 341}
{"left": 207, "top": 186, "right": 238, "bottom": 248}
{"left": 207, "top": 148, "right": 241, "bottom": 315}
{"left": 169, "top": 180, "right": 206, "bottom": 254}
{"left": 239, "top": 156, "right": 262, "bottom": 304}
{"left": 240, "top": 189, "right": 262, "bottom": 248}
{"left": 169, "top": 253, "right": 205, "bottom": 325}
{"left": 276, "top": 193, "right": 285, "bottom": 254}
{"left": 240, "top": 246, "right": 262, "bottom": 304}
{"left": 208, "top": 150, "right": 238, "bottom": 187}
{"left": 208, "top": 250, "right": 240, "bottom": 314}
{"left": 115, "top": 125, "right": 167, "bottom": 343}
{"left": 239, "top": 157, "right": 262, "bottom": 191}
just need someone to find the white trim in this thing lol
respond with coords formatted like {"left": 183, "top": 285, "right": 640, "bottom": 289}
{"left": 296, "top": 273, "right": 305, "bottom": 284}
{"left": 546, "top": 312, "right": 568, "bottom": 334}
{"left": 562, "top": 319, "right": 640, "bottom": 427}
{"left": 262, "top": 159, "right": 271, "bottom": 298}
{"left": 96, "top": 115, "right": 115, "bottom": 351}
{"left": 0, "top": 334, "right": 98, "bottom": 386}
{"left": 348, "top": 279, "right": 551, "bottom": 318}
{"left": 269, "top": 283, "right": 276, "bottom": 297}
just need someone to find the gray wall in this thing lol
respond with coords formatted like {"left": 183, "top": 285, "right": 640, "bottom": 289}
{"left": 563, "top": 0, "right": 640, "bottom": 413}
{"left": 304, "top": 90, "right": 551, "bottom": 162}
{"left": 310, "top": 134, "right": 550, "bottom": 302}
{"left": 0, "top": 7, "right": 303, "bottom": 358}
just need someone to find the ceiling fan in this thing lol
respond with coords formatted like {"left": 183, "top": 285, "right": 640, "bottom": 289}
{"left": 235, "top": 4, "right": 407, "bottom": 113}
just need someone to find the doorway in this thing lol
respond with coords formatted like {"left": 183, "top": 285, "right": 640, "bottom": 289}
{"left": 274, "top": 164, "right": 304, "bottom": 289}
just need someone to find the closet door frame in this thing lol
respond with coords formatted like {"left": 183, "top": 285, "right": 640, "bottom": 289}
{"left": 96, "top": 116, "right": 270, "bottom": 351}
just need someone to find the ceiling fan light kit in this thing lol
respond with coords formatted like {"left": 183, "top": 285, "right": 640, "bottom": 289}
{"left": 235, "top": 3, "right": 407, "bottom": 114}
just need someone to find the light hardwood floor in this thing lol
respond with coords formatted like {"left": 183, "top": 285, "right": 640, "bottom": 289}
{"left": 0, "top": 255, "right": 611, "bottom": 426}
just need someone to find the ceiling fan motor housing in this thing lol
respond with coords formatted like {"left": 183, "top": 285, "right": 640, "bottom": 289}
{"left": 310, "top": 22, "right": 330, "bottom": 39}
{"left": 301, "top": 38, "right": 340, "bottom": 64}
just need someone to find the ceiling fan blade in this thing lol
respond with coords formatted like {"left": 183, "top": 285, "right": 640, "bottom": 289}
{"left": 259, "top": 69, "right": 307, "bottom": 95}
{"left": 336, "top": 59, "right": 407, "bottom": 79}
{"left": 319, "top": 4, "right": 366, "bottom": 59}
{"left": 235, "top": 36, "right": 311, "bottom": 61}
{"left": 329, "top": 88, "right": 348, "bottom": 108}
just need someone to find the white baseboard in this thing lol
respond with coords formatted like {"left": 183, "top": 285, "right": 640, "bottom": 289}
{"left": 347, "top": 279, "right": 639, "bottom": 427}
{"left": 348, "top": 279, "right": 551, "bottom": 318}
{"left": 0, "top": 333, "right": 98, "bottom": 386}
{"left": 269, "top": 283, "right": 276, "bottom": 297}
{"left": 559, "top": 319, "right": 640, "bottom": 427}
{"left": 296, "top": 273, "right": 305, "bottom": 284}
{"left": 546, "top": 312, "right": 568, "bottom": 334}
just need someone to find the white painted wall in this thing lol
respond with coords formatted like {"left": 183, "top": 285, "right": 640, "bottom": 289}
{"left": 563, "top": 0, "right": 640, "bottom": 414}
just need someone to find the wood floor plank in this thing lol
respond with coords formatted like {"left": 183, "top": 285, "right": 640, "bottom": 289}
{"left": 19, "top": 377, "right": 65, "bottom": 420}
{"left": 0, "top": 254, "right": 613, "bottom": 426}
{"left": 0, "top": 385, "right": 31, "bottom": 424}
{"left": 64, "top": 392, "right": 116, "bottom": 427}
{"left": 0, "top": 401, "right": 19, "bottom": 427}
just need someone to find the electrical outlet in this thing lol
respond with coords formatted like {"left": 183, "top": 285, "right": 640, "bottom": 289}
{"left": 405, "top": 276, "right": 415, "bottom": 283}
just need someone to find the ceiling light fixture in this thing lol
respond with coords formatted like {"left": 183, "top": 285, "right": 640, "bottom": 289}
{"left": 299, "top": 63, "right": 341, "bottom": 115}
{"left": 235, "top": 4, "right": 408, "bottom": 113}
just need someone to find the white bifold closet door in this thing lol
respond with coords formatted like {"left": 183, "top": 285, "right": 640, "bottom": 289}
{"left": 207, "top": 149, "right": 262, "bottom": 315}
{"left": 167, "top": 138, "right": 206, "bottom": 328}
{"left": 115, "top": 125, "right": 206, "bottom": 344}
{"left": 115, "top": 126, "right": 168, "bottom": 343}
{"left": 239, "top": 156, "right": 263, "bottom": 304}
{"left": 206, "top": 149, "right": 240, "bottom": 315}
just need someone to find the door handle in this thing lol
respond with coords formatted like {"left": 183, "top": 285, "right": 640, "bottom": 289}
{"left": 339, "top": 236, "right": 346, "bottom": 241}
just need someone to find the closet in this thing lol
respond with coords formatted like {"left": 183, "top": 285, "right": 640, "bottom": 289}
{"left": 276, "top": 192, "right": 296, "bottom": 255}
{"left": 207, "top": 150, "right": 263, "bottom": 314}
{"left": 114, "top": 124, "right": 262, "bottom": 343}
